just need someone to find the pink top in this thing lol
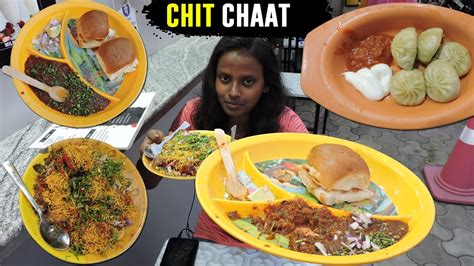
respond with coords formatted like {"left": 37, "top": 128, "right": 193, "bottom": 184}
{"left": 170, "top": 97, "right": 309, "bottom": 136}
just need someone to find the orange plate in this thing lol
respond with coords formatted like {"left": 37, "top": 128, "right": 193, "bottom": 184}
{"left": 301, "top": 3, "right": 474, "bottom": 130}
{"left": 10, "top": 0, "right": 147, "bottom": 127}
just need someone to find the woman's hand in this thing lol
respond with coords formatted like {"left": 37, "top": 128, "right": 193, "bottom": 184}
{"left": 140, "top": 130, "right": 164, "bottom": 155}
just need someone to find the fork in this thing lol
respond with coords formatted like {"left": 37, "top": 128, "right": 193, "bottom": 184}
{"left": 143, "top": 121, "right": 190, "bottom": 159}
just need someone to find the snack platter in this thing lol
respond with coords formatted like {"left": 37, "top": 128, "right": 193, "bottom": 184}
{"left": 19, "top": 138, "right": 147, "bottom": 264}
{"left": 301, "top": 3, "right": 473, "bottom": 130}
{"left": 10, "top": 1, "right": 147, "bottom": 127}
{"left": 142, "top": 130, "right": 231, "bottom": 180}
{"left": 195, "top": 133, "right": 435, "bottom": 264}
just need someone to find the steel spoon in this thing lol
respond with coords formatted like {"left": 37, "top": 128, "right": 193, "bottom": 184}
{"left": 2, "top": 65, "right": 69, "bottom": 102}
{"left": 2, "top": 161, "right": 70, "bottom": 250}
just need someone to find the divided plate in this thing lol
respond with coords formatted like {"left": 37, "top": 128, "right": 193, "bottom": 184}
{"left": 196, "top": 133, "right": 435, "bottom": 264}
{"left": 10, "top": 0, "right": 147, "bottom": 127}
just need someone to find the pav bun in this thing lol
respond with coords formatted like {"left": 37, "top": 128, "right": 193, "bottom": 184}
{"left": 76, "top": 10, "right": 109, "bottom": 48}
{"left": 96, "top": 37, "right": 138, "bottom": 82}
{"left": 307, "top": 144, "right": 370, "bottom": 191}
{"left": 299, "top": 144, "right": 373, "bottom": 205}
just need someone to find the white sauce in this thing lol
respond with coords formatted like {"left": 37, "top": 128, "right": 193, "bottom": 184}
{"left": 342, "top": 63, "right": 393, "bottom": 101}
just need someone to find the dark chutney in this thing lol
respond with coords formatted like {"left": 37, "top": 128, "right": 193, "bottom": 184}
{"left": 25, "top": 56, "right": 109, "bottom": 116}
{"left": 230, "top": 198, "right": 408, "bottom": 256}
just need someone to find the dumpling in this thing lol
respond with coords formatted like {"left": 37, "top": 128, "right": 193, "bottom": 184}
{"left": 389, "top": 69, "right": 426, "bottom": 106}
{"left": 391, "top": 27, "right": 417, "bottom": 70}
{"left": 424, "top": 60, "right": 460, "bottom": 102}
{"left": 417, "top": 28, "right": 443, "bottom": 64}
{"left": 437, "top": 42, "right": 472, "bottom": 77}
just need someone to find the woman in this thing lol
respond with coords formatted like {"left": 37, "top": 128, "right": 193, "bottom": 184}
{"left": 141, "top": 37, "right": 308, "bottom": 151}
{"left": 141, "top": 37, "right": 308, "bottom": 246}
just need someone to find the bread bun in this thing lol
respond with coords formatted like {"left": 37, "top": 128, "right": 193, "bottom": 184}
{"left": 309, "top": 187, "right": 374, "bottom": 205}
{"left": 306, "top": 144, "right": 370, "bottom": 191}
{"left": 96, "top": 37, "right": 138, "bottom": 81}
{"left": 76, "top": 10, "right": 109, "bottom": 48}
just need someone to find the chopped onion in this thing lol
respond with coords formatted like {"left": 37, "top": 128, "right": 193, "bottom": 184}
{"left": 362, "top": 235, "right": 371, "bottom": 250}
{"left": 352, "top": 212, "right": 372, "bottom": 228}
{"left": 347, "top": 236, "right": 363, "bottom": 249}
{"left": 314, "top": 242, "right": 328, "bottom": 256}
{"left": 359, "top": 213, "right": 372, "bottom": 227}
{"left": 350, "top": 222, "right": 360, "bottom": 230}
{"left": 347, "top": 236, "right": 359, "bottom": 243}
{"left": 50, "top": 19, "right": 60, "bottom": 26}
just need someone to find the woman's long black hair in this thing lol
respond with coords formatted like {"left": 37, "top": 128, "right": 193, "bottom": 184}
{"left": 193, "top": 37, "right": 287, "bottom": 136}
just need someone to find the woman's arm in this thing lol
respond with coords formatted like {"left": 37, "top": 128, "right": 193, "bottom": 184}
{"left": 278, "top": 106, "right": 310, "bottom": 133}
{"left": 169, "top": 97, "right": 201, "bottom": 131}
{"left": 140, "top": 98, "right": 201, "bottom": 154}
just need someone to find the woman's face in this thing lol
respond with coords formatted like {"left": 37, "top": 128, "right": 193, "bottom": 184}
{"left": 215, "top": 50, "right": 265, "bottom": 121}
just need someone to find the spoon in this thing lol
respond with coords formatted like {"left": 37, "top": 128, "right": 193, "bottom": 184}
{"left": 2, "top": 65, "right": 69, "bottom": 102}
{"left": 2, "top": 161, "right": 70, "bottom": 250}
{"left": 143, "top": 121, "right": 191, "bottom": 159}
{"left": 214, "top": 128, "right": 248, "bottom": 200}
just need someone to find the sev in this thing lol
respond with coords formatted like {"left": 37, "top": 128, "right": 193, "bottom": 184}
{"left": 33, "top": 144, "right": 137, "bottom": 256}
{"left": 152, "top": 131, "right": 218, "bottom": 177}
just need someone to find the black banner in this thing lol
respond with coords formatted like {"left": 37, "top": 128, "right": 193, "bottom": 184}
{"left": 142, "top": 0, "right": 332, "bottom": 37}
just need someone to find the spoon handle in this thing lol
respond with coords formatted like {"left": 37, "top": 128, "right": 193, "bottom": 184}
{"left": 2, "top": 66, "right": 50, "bottom": 92}
{"left": 2, "top": 161, "right": 43, "bottom": 215}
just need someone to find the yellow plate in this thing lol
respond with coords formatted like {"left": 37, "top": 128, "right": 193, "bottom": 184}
{"left": 142, "top": 130, "right": 230, "bottom": 180}
{"left": 195, "top": 133, "right": 435, "bottom": 265}
{"left": 19, "top": 138, "right": 148, "bottom": 264}
{"left": 10, "top": 0, "right": 147, "bottom": 127}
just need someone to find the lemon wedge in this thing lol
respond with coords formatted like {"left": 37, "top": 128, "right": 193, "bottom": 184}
{"left": 248, "top": 186, "right": 276, "bottom": 202}
{"left": 47, "top": 25, "right": 61, "bottom": 38}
